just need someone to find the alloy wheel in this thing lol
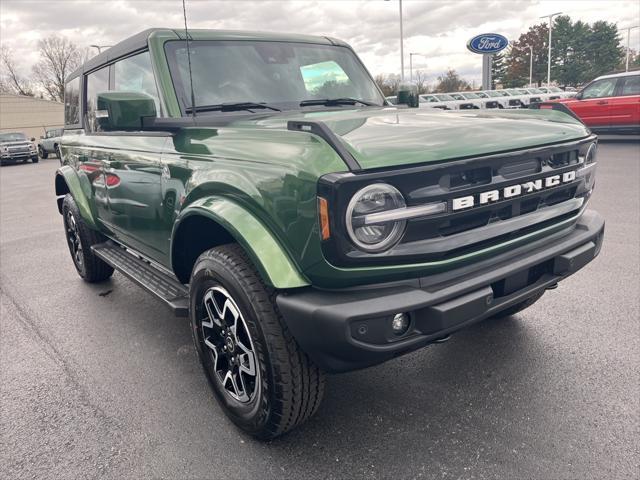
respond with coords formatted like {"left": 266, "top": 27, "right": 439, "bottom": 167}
{"left": 200, "top": 286, "right": 259, "bottom": 403}
{"left": 65, "top": 211, "right": 83, "bottom": 269}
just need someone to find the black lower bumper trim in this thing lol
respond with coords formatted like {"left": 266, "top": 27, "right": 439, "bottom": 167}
{"left": 277, "top": 210, "right": 605, "bottom": 373}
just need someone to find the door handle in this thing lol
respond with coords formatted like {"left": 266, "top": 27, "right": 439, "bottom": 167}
{"left": 596, "top": 100, "right": 608, "bottom": 105}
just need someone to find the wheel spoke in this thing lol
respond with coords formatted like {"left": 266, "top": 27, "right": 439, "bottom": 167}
{"left": 203, "top": 290, "right": 224, "bottom": 328}
{"left": 203, "top": 336, "right": 219, "bottom": 370}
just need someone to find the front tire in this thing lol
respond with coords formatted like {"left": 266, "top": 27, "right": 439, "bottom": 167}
{"left": 62, "top": 194, "right": 114, "bottom": 282}
{"left": 38, "top": 146, "right": 48, "bottom": 159}
{"left": 190, "top": 244, "right": 325, "bottom": 440}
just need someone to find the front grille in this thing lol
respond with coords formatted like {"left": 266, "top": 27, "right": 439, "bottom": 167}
{"left": 8, "top": 146, "right": 29, "bottom": 153}
{"left": 319, "top": 136, "right": 596, "bottom": 267}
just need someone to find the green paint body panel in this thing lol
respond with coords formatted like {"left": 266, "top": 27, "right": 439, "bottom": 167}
{"left": 57, "top": 28, "right": 593, "bottom": 290}
{"left": 56, "top": 165, "right": 99, "bottom": 229}
{"left": 174, "top": 197, "right": 309, "bottom": 288}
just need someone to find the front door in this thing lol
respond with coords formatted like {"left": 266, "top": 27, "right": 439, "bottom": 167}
{"left": 569, "top": 77, "right": 616, "bottom": 128}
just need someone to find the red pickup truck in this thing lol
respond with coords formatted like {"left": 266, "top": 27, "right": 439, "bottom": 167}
{"left": 550, "top": 71, "right": 639, "bottom": 134}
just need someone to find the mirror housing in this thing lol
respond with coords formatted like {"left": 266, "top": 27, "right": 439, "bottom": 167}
{"left": 396, "top": 82, "right": 419, "bottom": 108}
{"left": 30, "top": 137, "right": 36, "bottom": 142}
{"left": 575, "top": 91, "right": 583, "bottom": 100}
{"left": 96, "top": 91, "right": 157, "bottom": 131}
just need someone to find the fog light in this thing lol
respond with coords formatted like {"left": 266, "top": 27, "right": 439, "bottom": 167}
{"left": 391, "top": 312, "right": 410, "bottom": 335}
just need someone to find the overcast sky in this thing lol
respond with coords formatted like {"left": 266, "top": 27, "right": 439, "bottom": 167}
{"left": 1, "top": 0, "right": 639, "bottom": 86}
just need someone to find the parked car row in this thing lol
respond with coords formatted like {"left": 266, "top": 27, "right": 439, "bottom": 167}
{"left": 387, "top": 86, "right": 576, "bottom": 111}
{"left": 386, "top": 71, "right": 638, "bottom": 134}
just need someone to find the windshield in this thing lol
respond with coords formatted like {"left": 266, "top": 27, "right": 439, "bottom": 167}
{"left": 462, "top": 92, "right": 479, "bottom": 99}
{"left": 550, "top": 87, "right": 563, "bottom": 92}
{"left": 485, "top": 91, "right": 501, "bottom": 97}
{"left": 528, "top": 88, "right": 543, "bottom": 93}
{"left": 0, "top": 132, "right": 27, "bottom": 142}
{"left": 435, "top": 94, "right": 455, "bottom": 101}
{"left": 165, "top": 40, "right": 384, "bottom": 113}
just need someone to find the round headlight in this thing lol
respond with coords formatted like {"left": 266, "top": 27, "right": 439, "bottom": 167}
{"left": 346, "top": 183, "right": 406, "bottom": 252}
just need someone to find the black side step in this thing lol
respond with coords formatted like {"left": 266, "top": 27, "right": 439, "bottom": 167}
{"left": 92, "top": 242, "right": 189, "bottom": 317}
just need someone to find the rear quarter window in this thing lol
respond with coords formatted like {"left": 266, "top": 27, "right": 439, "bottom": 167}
{"left": 620, "top": 75, "right": 640, "bottom": 96}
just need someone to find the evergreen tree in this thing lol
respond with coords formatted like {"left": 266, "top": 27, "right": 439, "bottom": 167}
{"left": 503, "top": 16, "right": 625, "bottom": 87}
{"left": 491, "top": 52, "right": 507, "bottom": 88}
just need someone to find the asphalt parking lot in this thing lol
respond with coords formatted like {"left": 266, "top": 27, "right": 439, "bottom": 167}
{"left": 1, "top": 140, "right": 638, "bottom": 480}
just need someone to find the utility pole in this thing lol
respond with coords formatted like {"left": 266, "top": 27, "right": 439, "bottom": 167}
{"left": 540, "top": 12, "right": 562, "bottom": 86}
{"left": 384, "top": 0, "right": 404, "bottom": 81}
{"left": 623, "top": 25, "right": 639, "bottom": 71}
{"left": 399, "top": 0, "right": 404, "bottom": 81}
{"left": 525, "top": 44, "right": 533, "bottom": 86}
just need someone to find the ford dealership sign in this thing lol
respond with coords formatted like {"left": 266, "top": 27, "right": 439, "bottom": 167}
{"left": 466, "top": 33, "right": 509, "bottom": 54}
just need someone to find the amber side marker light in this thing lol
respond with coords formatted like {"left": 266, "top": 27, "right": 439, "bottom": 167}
{"left": 318, "top": 197, "right": 331, "bottom": 240}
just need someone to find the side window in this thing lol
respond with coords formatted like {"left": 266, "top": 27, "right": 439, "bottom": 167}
{"left": 85, "top": 66, "right": 110, "bottom": 132}
{"left": 581, "top": 78, "right": 616, "bottom": 99}
{"left": 620, "top": 75, "right": 640, "bottom": 96}
{"left": 64, "top": 77, "right": 81, "bottom": 126}
{"left": 114, "top": 51, "right": 160, "bottom": 113}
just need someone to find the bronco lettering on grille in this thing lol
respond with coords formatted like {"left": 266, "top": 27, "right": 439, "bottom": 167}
{"left": 452, "top": 171, "right": 576, "bottom": 211}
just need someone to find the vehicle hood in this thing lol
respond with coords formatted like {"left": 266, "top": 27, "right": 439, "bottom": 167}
{"left": 251, "top": 107, "right": 589, "bottom": 170}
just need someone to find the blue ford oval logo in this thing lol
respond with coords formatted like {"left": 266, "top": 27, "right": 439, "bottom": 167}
{"left": 466, "top": 33, "right": 509, "bottom": 54}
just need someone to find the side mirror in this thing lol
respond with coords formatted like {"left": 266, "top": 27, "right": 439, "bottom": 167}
{"left": 575, "top": 91, "right": 583, "bottom": 100}
{"left": 96, "top": 91, "right": 157, "bottom": 131}
{"left": 397, "top": 82, "right": 420, "bottom": 108}
{"left": 30, "top": 137, "right": 35, "bottom": 142}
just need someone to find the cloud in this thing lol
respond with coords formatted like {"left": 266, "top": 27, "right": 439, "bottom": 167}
{"left": 1, "top": 0, "right": 638, "bottom": 86}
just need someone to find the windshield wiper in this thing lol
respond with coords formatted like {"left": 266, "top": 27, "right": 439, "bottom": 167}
{"left": 185, "top": 102, "right": 281, "bottom": 113}
{"left": 299, "top": 98, "right": 377, "bottom": 107}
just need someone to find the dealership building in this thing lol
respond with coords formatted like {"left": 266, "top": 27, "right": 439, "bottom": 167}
{"left": 0, "top": 94, "right": 64, "bottom": 140}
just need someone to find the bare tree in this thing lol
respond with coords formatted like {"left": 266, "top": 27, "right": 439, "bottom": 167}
{"left": 414, "top": 70, "right": 429, "bottom": 94}
{"left": 373, "top": 73, "right": 402, "bottom": 96}
{"left": 435, "top": 68, "right": 470, "bottom": 93}
{"left": 385, "top": 73, "right": 401, "bottom": 96}
{"left": 374, "top": 73, "right": 388, "bottom": 94}
{"left": 32, "top": 36, "right": 82, "bottom": 102}
{"left": 0, "top": 46, "right": 34, "bottom": 96}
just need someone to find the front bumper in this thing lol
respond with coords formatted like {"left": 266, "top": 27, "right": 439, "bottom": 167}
{"left": 277, "top": 210, "right": 604, "bottom": 373}
{"left": 0, "top": 152, "right": 37, "bottom": 162}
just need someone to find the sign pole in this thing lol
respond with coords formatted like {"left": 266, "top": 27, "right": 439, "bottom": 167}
{"left": 467, "top": 34, "right": 507, "bottom": 90}
{"left": 482, "top": 54, "right": 492, "bottom": 90}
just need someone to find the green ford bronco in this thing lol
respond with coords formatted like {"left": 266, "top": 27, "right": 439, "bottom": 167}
{"left": 55, "top": 28, "right": 604, "bottom": 439}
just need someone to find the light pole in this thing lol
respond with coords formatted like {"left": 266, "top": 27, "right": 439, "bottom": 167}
{"left": 623, "top": 25, "right": 639, "bottom": 71}
{"left": 409, "top": 53, "right": 425, "bottom": 82}
{"left": 525, "top": 44, "right": 533, "bottom": 86}
{"left": 540, "top": 12, "right": 562, "bottom": 86}
{"left": 90, "top": 45, "right": 112, "bottom": 54}
{"left": 385, "top": 0, "right": 404, "bottom": 81}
